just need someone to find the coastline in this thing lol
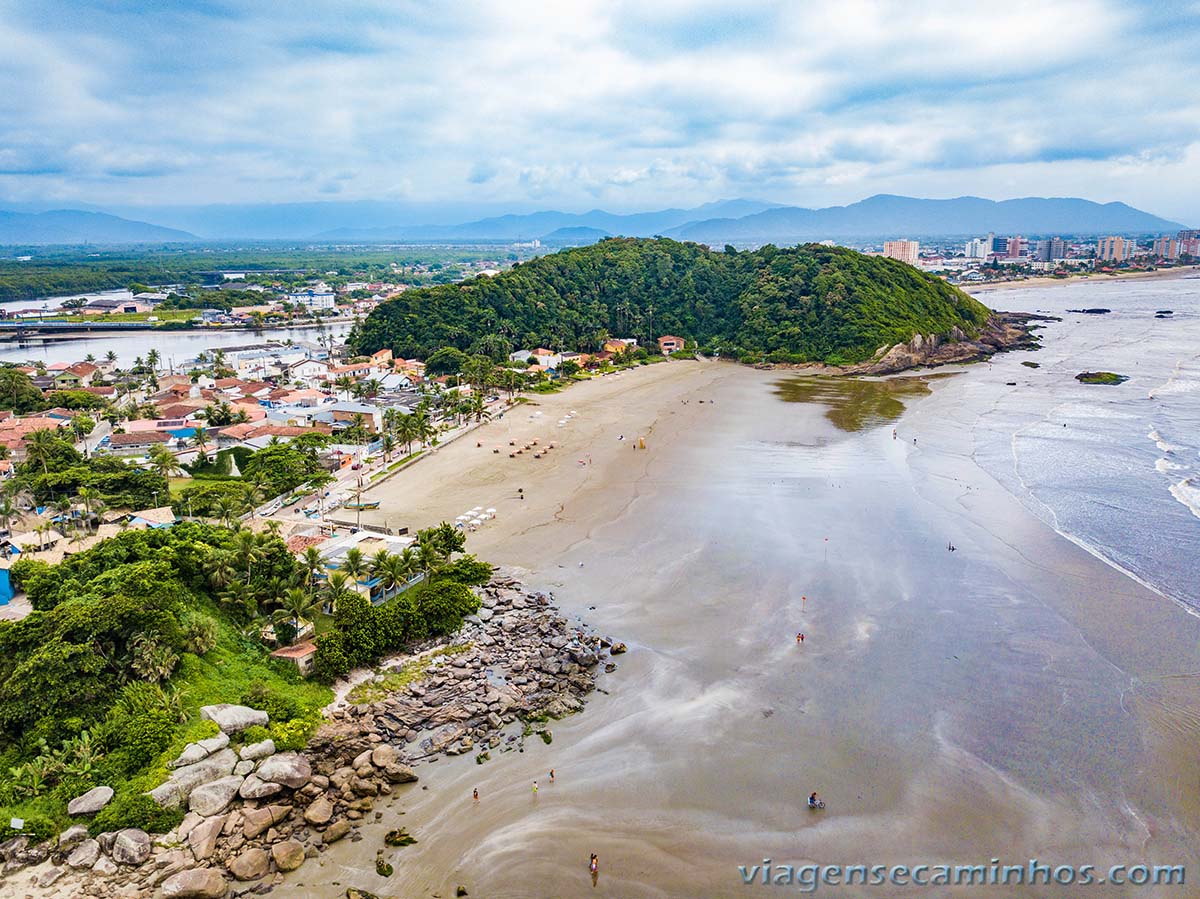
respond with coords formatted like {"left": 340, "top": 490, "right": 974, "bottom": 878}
{"left": 966, "top": 263, "right": 1199, "bottom": 293}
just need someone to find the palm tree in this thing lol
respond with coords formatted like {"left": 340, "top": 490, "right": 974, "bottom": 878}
{"left": 341, "top": 547, "right": 366, "bottom": 583}
{"left": 301, "top": 546, "right": 325, "bottom": 593}
{"left": 322, "top": 570, "right": 358, "bottom": 611}
{"left": 379, "top": 549, "right": 416, "bottom": 595}
{"left": 368, "top": 548, "right": 392, "bottom": 579}
{"left": 105, "top": 350, "right": 117, "bottom": 364}
{"left": 417, "top": 540, "right": 442, "bottom": 578}
{"left": 380, "top": 432, "right": 395, "bottom": 462}
{"left": 232, "top": 529, "right": 265, "bottom": 583}
{"left": 23, "top": 429, "right": 59, "bottom": 475}
{"left": 148, "top": 444, "right": 182, "bottom": 480}
{"left": 75, "top": 486, "right": 101, "bottom": 520}
{"left": 146, "top": 349, "right": 161, "bottom": 373}
{"left": 218, "top": 580, "right": 258, "bottom": 622}
{"left": 272, "top": 588, "right": 321, "bottom": 643}
{"left": 213, "top": 496, "right": 239, "bottom": 528}
{"left": 0, "top": 499, "right": 16, "bottom": 534}
{"left": 191, "top": 426, "right": 210, "bottom": 461}
{"left": 469, "top": 391, "right": 490, "bottom": 423}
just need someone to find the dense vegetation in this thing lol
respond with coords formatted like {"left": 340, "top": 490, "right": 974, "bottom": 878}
{"left": 351, "top": 238, "right": 992, "bottom": 366}
{"left": 0, "top": 245, "right": 537, "bottom": 303}
{"left": 18, "top": 430, "right": 169, "bottom": 510}
{"left": 0, "top": 517, "right": 485, "bottom": 840}
{"left": 0, "top": 524, "right": 330, "bottom": 838}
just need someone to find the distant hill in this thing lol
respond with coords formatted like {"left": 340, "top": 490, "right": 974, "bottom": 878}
{"left": 312, "top": 198, "right": 779, "bottom": 242}
{"left": 352, "top": 237, "right": 991, "bottom": 366}
{"left": 540, "top": 226, "right": 610, "bottom": 245}
{"left": 0, "top": 209, "right": 197, "bottom": 245}
{"left": 668, "top": 195, "right": 1186, "bottom": 243}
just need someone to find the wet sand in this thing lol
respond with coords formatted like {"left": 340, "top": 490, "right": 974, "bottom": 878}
{"left": 295, "top": 359, "right": 1200, "bottom": 898}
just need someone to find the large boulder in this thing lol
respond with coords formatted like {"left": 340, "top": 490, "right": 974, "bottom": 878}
{"left": 188, "top": 814, "right": 226, "bottom": 862}
{"left": 227, "top": 846, "right": 270, "bottom": 881}
{"left": 66, "top": 838, "right": 100, "bottom": 869}
{"left": 381, "top": 761, "right": 419, "bottom": 784}
{"left": 200, "top": 704, "right": 269, "bottom": 734}
{"left": 239, "top": 738, "right": 275, "bottom": 761}
{"left": 67, "top": 785, "right": 114, "bottom": 816}
{"left": 170, "top": 733, "right": 231, "bottom": 768}
{"left": 188, "top": 775, "right": 245, "bottom": 817}
{"left": 256, "top": 751, "right": 311, "bottom": 789}
{"left": 270, "top": 839, "right": 306, "bottom": 872}
{"left": 57, "top": 824, "right": 89, "bottom": 848}
{"left": 111, "top": 828, "right": 151, "bottom": 865}
{"left": 238, "top": 774, "right": 282, "bottom": 800}
{"left": 370, "top": 744, "right": 399, "bottom": 768}
{"left": 162, "top": 868, "right": 229, "bottom": 899}
{"left": 303, "top": 795, "right": 334, "bottom": 826}
{"left": 322, "top": 819, "right": 352, "bottom": 843}
{"left": 240, "top": 805, "right": 290, "bottom": 840}
{"left": 151, "top": 748, "right": 239, "bottom": 808}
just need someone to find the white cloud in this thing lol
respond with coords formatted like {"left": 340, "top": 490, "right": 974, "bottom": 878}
{"left": 0, "top": 0, "right": 1196, "bottom": 222}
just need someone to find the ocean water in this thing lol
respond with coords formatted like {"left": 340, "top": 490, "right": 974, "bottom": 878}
{"left": 972, "top": 276, "right": 1200, "bottom": 614}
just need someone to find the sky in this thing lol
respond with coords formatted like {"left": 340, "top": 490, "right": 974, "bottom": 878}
{"left": 2, "top": 0, "right": 1199, "bottom": 223}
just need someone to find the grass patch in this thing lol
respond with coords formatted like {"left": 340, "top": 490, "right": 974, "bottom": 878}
{"left": 346, "top": 643, "right": 472, "bottom": 705}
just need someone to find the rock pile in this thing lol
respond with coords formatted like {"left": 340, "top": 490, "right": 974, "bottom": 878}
{"left": 0, "top": 572, "right": 617, "bottom": 898}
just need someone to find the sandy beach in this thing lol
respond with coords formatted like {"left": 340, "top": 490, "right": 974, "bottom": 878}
{"left": 967, "top": 263, "right": 1199, "bottom": 293}
{"left": 290, "top": 314, "right": 1200, "bottom": 899}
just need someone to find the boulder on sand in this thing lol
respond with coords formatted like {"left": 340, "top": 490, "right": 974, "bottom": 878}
{"left": 200, "top": 704, "right": 269, "bottom": 733}
{"left": 228, "top": 846, "right": 270, "bottom": 881}
{"left": 271, "top": 839, "right": 306, "bottom": 872}
{"left": 66, "top": 838, "right": 100, "bottom": 869}
{"left": 161, "top": 868, "right": 229, "bottom": 899}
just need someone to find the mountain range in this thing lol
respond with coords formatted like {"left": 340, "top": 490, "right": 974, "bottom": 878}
{"left": 0, "top": 209, "right": 196, "bottom": 245}
{"left": 0, "top": 196, "right": 1188, "bottom": 246}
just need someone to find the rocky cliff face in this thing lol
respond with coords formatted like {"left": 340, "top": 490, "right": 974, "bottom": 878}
{"left": 855, "top": 312, "right": 1050, "bottom": 375}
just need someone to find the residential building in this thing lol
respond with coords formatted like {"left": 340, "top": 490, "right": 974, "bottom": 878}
{"left": 1152, "top": 237, "right": 1179, "bottom": 260}
{"left": 1180, "top": 237, "right": 1200, "bottom": 258}
{"left": 105, "top": 431, "right": 174, "bottom": 456}
{"left": 1035, "top": 237, "right": 1067, "bottom": 262}
{"left": 270, "top": 642, "right": 318, "bottom": 676}
{"left": 1097, "top": 236, "right": 1136, "bottom": 261}
{"left": 964, "top": 236, "right": 991, "bottom": 259}
{"left": 657, "top": 335, "right": 685, "bottom": 355}
{"left": 330, "top": 401, "right": 383, "bottom": 433}
{"left": 286, "top": 283, "right": 336, "bottom": 311}
{"left": 882, "top": 240, "right": 920, "bottom": 266}
{"left": 315, "top": 530, "right": 419, "bottom": 605}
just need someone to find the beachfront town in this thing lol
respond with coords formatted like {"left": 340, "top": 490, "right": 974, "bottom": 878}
{"left": 869, "top": 227, "right": 1200, "bottom": 281}
{"left": 0, "top": 330, "right": 682, "bottom": 639}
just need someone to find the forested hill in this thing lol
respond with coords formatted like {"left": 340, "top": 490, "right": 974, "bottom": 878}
{"left": 352, "top": 238, "right": 991, "bottom": 365}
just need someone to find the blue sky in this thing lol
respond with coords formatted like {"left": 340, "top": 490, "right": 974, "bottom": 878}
{"left": 2, "top": 0, "right": 1199, "bottom": 221}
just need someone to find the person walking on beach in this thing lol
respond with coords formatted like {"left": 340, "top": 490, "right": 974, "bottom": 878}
{"left": 550, "top": 768, "right": 556, "bottom": 783}
{"left": 590, "top": 854, "right": 599, "bottom": 878}
{"left": 473, "top": 788, "right": 479, "bottom": 802}
{"left": 532, "top": 780, "right": 539, "bottom": 795}
{"left": 797, "top": 632, "right": 805, "bottom": 644}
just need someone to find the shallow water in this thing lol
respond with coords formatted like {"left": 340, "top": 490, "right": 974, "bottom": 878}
{"left": 772, "top": 374, "right": 947, "bottom": 432}
{"left": 297, "top": 295, "right": 1200, "bottom": 897}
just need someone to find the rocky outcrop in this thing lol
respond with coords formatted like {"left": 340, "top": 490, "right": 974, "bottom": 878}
{"left": 150, "top": 748, "right": 239, "bottom": 808}
{"left": 255, "top": 751, "right": 312, "bottom": 789}
{"left": 67, "top": 785, "right": 114, "bottom": 816}
{"left": 856, "top": 312, "right": 1054, "bottom": 375}
{"left": 188, "top": 775, "right": 244, "bottom": 817}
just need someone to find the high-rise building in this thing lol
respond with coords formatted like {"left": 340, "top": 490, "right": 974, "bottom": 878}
{"left": 1035, "top": 237, "right": 1067, "bottom": 262}
{"left": 883, "top": 240, "right": 920, "bottom": 266}
{"left": 1006, "top": 236, "right": 1024, "bottom": 258}
{"left": 1152, "top": 237, "right": 1179, "bottom": 260}
{"left": 990, "top": 234, "right": 1008, "bottom": 254}
{"left": 964, "top": 236, "right": 991, "bottom": 259}
{"left": 1180, "top": 237, "right": 1200, "bottom": 258}
{"left": 1097, "top": 236, "right": 1136, "bottom": 262}
{"left": 1178, "top": 229, "right": 1200, "bottom": 241}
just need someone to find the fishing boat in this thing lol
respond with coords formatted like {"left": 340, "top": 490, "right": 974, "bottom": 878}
{"left": 344, "top": 500, "right": 381, "bottom": 510}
